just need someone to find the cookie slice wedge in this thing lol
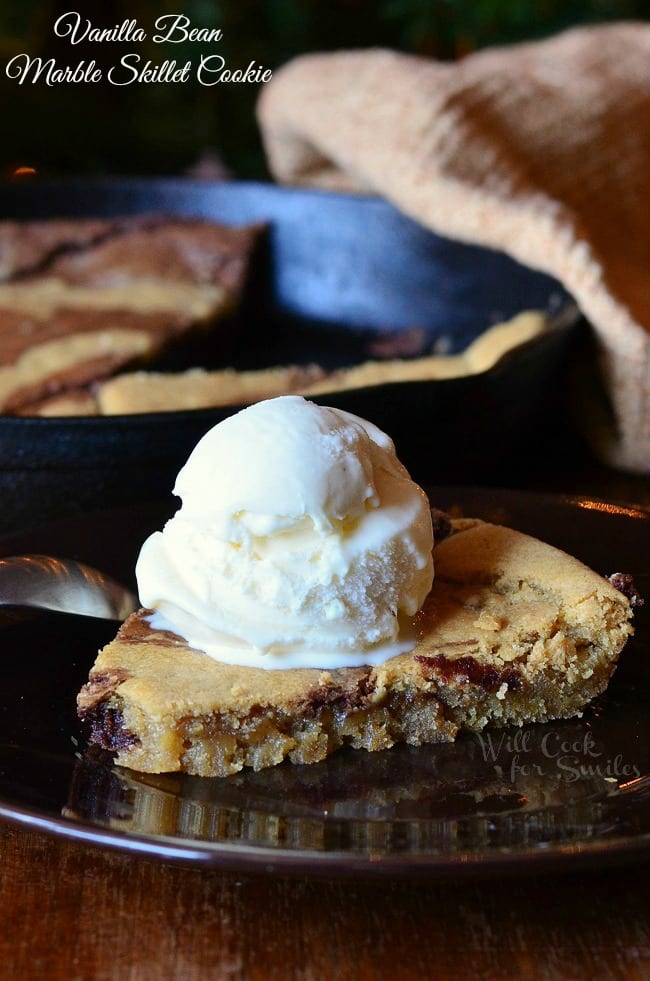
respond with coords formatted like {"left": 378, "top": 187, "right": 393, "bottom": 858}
{"left": 0, "top": 216, "right": 261, "bottom": 414}
{"left": 77, "top": 521, "right": 635, "bottom": 777}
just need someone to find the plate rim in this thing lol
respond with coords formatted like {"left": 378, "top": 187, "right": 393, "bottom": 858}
{"left": 3, "top": 798, "right": 650, "bottom": 879}
{"left": 0, "top": 486, "right": 648, "bottom": 877}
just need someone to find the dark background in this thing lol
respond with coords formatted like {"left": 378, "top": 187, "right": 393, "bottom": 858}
{"left": 1, "top": 0, "right": 647, "bottom": 180}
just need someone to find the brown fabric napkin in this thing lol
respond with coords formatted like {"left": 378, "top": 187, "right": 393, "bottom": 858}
{"left": 257, "top": 24, "right": 650, "bottom": 473}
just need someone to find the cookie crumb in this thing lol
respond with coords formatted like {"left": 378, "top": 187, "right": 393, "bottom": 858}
{"left": 476, "top": 611, "right": 503, "bottom": 631}
{"left": 608, "top": 572, "right": 645, "bottom": 608}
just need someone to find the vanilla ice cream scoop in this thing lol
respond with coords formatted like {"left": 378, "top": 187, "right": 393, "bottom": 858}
{"left": 136, "top": 396, "right": 434, "bottom": 669}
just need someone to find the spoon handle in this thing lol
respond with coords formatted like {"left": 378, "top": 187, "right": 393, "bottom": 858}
{"left": 0, "top": 555, "right": 137, "bottom": 620}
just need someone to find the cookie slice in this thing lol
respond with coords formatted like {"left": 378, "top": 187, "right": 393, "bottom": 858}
{"left": 0, "top": 217, "right": 119, "bottom": 281}
{"left": 77, "top": 521, "right": 634, "bottom": 777}
{"left": 0, "top": 216, "right": 261, "bottom": 414}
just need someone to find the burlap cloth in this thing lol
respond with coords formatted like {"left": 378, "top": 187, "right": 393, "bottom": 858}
{"left": 257, "top": 24, "right": 650, "bottom": 474}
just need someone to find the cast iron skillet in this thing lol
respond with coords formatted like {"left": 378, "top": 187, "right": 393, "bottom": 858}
{"left": 0, "top": 178, "right": 575, "bottom": 533}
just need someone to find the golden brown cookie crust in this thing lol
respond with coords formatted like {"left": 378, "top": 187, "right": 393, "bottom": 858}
{"left": 83, "top": 311, "right": 547, "bottom": 417}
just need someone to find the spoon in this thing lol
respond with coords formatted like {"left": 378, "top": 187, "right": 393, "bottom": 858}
{"left": 0, "top": 555, "right": 138, "bottom": 620}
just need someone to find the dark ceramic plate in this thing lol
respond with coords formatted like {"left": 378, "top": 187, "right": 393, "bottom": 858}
{"left": 0, "top": 178, "right": 577, "bottom": 534}
{"left": 0, "top": 488, "right": 648, "bottom": 877}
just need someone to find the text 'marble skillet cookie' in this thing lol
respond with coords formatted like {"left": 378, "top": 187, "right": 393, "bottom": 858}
{"left": 77, "top": 397, "right": 636, "bottom": 777}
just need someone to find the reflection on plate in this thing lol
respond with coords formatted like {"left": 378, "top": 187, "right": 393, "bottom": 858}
{"left": 0, "top": 489, "right": 648, "bottom": 876}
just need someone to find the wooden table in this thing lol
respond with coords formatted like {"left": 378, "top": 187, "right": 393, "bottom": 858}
{"left": 1, "top": 445, "right": 648, "bottom": 980}
{"left": 0, "top": 822, "right": 648, "bottom": 980}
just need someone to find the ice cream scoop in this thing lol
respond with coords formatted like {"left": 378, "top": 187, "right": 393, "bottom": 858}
{"left": 136, "top": 396, "right": 433, "bottom": 668}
